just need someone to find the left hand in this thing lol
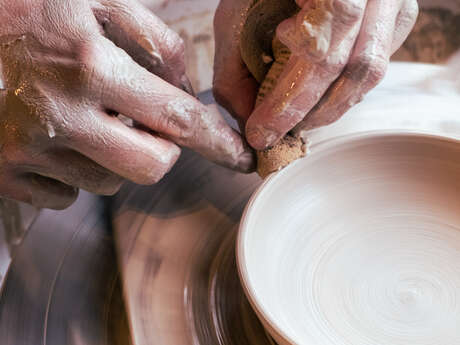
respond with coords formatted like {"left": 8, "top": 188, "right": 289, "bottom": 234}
{"left": 213, "top": 0, "right": 419, "bottom": 150}
{"left": 0, "top": 0, "right": 255, "bottom": 210}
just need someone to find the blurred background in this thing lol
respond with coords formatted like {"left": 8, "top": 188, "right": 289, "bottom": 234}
{"left": 137, "top": 0, "right": 460, "bottom": 93}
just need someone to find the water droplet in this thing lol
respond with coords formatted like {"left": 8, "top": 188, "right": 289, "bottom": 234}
{"left": 47, "top": 122, "right": 56, "bottom": 138}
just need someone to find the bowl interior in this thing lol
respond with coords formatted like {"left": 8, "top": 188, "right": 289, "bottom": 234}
{"left": 238, "top": 133, "right": 460, "bottom": 345}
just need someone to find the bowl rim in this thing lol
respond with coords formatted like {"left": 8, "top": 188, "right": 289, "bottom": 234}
{"left": 237, "top": 130, "right": 460, "bottom": 345}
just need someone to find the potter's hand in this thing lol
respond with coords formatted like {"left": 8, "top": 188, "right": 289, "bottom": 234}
{"left": 213, "top": 0, "right": 418, "bottom": 150}
{"left": 0, "top": 0, "right": 254, "bottom": 209}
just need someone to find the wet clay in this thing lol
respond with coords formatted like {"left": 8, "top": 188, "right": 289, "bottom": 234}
{"left": 241, "top": 0, "right": 306, "bottom": 177}
{"left": 240, "top": 134, "right": 460, "bottom": 344}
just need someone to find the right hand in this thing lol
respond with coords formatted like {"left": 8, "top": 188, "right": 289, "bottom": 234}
{"left": 213, "top": 0, "right": 418, "bottom": 150}
{"left": 0, "top": 0, "right": 254, "bottom": 209}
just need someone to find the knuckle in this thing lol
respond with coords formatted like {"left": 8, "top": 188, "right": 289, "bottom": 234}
{"left": 333, "top": 0, "right": 365, "bottom": 23}
{"left": 76, "top": 41, "right": 102, "bottom": 85}
{"left": 348, "top": 53, "right": 388, "bottom": 86}
{"left": 324, "top": 54, "right": 348, "bottom": 73}
{"left": 76, "top": 39, "right": 114, "bottom": 92}
{"left": 399, "top": 0, "right": 419, "bottom": 26}
{"left": 164, "top": 100, "right": 200, "bottom": 139}
{"left": 168, "top": 115, "right": 196, "bottom": 139}
{"left": 161, "top": 30, "right": 186, "bottom": 64}
{"left": 364, "top": 57, "right": 387, "bottom": 85}
{"left": 76, "top": 40, "right": 99, "bottom": 71}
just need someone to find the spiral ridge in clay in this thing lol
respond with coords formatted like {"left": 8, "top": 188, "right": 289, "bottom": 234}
{"left": 240, "top": 134, "right": 460, "bottom": 344}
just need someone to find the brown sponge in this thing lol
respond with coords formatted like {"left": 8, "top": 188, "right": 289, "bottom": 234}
{"left": 257, "top": 134, "right": 306, "bottom": 178}
{"left": 241, "top": 0, "right": 306, "bottom": 178}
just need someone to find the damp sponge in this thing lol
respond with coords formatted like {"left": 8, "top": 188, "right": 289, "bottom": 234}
{"left": 240, "top": 0, "right": 306, "bottom": 178}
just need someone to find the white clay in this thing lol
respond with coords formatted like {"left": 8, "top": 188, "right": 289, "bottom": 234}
{"left": 240, "top": 134, "right": 460, "bottom": 345}
{"left": 239, "top": 62, "right": 460, "bottom": 345}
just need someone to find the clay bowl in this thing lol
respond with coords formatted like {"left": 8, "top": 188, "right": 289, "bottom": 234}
{"left": 238, "top": 132, "right": 460, "bottom": 344}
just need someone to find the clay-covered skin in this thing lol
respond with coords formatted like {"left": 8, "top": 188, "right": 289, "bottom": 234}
{"left": 213, "top": 0, "right": 419, "bottom": 150}
{"left": 0, "top": 0, "right": 255, "bottom": 210}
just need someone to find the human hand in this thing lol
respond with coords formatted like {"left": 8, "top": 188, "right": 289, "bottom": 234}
{"left": 0, "top": 0, "right": 254, "bottom": 209}
{"left": 213, "top": 0, "right": 418, "bottom": 150}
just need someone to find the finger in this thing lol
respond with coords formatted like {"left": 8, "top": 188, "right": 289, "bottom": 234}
{"left": 65, "top": 108, "right": 181, "bottom": 185}
{"left": 212, "top": 0, "right": 259, "bottom": 120}
{"left": 0, "top": 173, "right": 78, "bottom": 210}
{"left": 293, "top": 0, "right": 404, "bottom": 133}
{"left": 92, "top": 0, "right": 193, "bottom": 94}
{"left": 391, "top": 0, "right": 418, "bottom": 53}
{"left": 85, "top": 37, "right": 255, "bottom": 173}
{"left": 245, "top": 16, "right": 364, "bottom": 150}
{"left": 277, "top": 0, "right": 366, "bottom": 60}
{"left": 27, "top": 149, "right": 125, "bottom": 196}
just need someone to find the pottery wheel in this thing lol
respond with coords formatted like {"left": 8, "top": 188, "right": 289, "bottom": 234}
{"left": 1, "top": 63, "right": 459, "bottom": 345}
{"left": 112, "top": 158, "right": 274, "bottom": 345}
{"left": 0, "top": 192, "right": 132, "bottom": 345}
{"left": 111, "top": 63, "right": 460, "bottom": 345}
{"left": 0, "top": 153, "right": 271, "bottom": 345}
{"left": 0, "top": 90, "right": 274, "bottom": 345}
{"left": 111, "top": 90, "right": 274, "bottom": 345}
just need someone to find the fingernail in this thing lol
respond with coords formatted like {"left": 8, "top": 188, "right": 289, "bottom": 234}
{"left": 246, "top": 125, "right": 280, "bottom": 150}
{"left": 180, "top": 74, "right": 195, "bottom": 97}
{"left": 165, "top": 145, "right": 182, "bottom": 173}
